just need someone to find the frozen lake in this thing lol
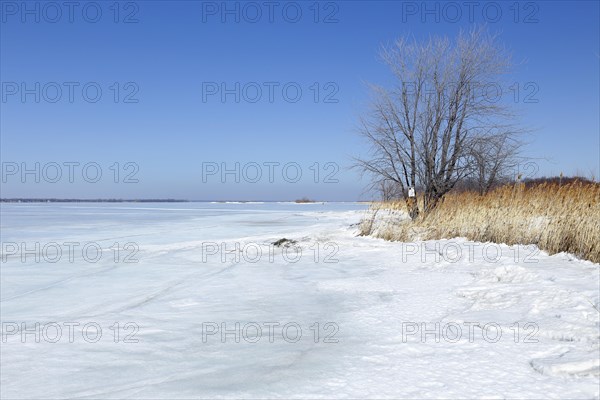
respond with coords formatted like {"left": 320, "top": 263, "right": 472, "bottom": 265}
{"left": 1, "top": 203, "right": 598, "bottom": 398}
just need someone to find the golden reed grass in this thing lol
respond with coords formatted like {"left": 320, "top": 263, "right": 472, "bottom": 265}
{"left": 362, "top": 181, "right": 600, "bottom": 263}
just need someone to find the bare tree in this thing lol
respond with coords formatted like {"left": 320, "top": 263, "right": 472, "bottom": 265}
{"left": 465, "top": 129, "right": 523, "bottom": 194}
{"left": 355, "top": 27, "right": 521, "bottom": 218}
{"left": 378, "top": 179, "right": 403, "bottom": 201}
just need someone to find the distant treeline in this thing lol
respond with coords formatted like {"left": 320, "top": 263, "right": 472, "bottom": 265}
{"left": 1, "top": 199, "right": 189, "bottom": 203}
{"left": 521, "top": 176, "right": 597, "bottom": 188}
{"left": 452, "top": 176, "right": 596, "bottom": 193}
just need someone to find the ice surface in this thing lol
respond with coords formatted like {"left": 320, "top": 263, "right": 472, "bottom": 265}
{"left": 1, "top": 203, "right": 598, "bottom": 398}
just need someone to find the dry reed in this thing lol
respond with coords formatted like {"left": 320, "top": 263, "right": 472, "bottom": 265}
{"left": 362, "top": 181, "right": 600, "bottom": 263}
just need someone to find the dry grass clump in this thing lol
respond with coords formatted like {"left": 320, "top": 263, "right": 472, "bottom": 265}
{"left": 363, "top": 181, "right": 600, "bottom": 263}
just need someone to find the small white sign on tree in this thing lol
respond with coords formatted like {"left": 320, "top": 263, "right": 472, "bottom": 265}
{"left": 408, "top": 187, "right": 416, "bottom": 198}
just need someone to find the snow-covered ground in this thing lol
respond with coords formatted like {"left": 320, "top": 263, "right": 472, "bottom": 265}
{"left": 1, "top": 203, "right": 598, "bottom": 399}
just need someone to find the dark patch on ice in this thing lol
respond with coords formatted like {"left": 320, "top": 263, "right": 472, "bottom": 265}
{"left": 273, "top": 238, "right": 298, "bottom": 247}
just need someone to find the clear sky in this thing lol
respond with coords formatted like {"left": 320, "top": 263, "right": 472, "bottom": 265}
{"left": 1, "top": 0, "right": 598, "bottom": 200}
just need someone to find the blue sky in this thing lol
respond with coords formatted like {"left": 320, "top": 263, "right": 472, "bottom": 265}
{"left": 1, "top": 0, "right": 598, "bottom": 200}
